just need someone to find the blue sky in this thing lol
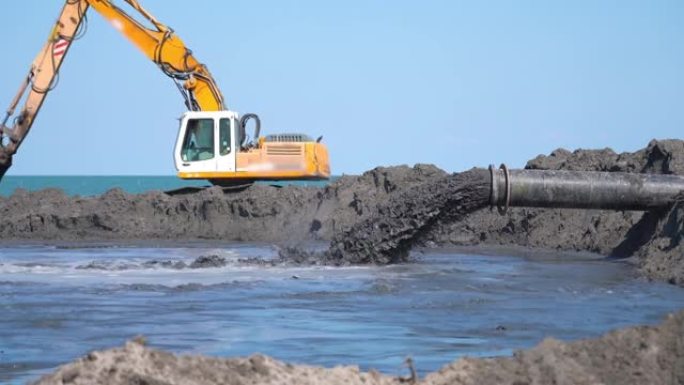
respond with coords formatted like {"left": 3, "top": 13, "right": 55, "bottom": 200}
{"left": 1, "top": 0, "right": 682, "bottom": 175}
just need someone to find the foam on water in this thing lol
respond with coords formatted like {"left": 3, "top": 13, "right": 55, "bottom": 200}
{"left": 0, "top": 245, "right": 377, "bottom": 287}
{"left": 1, "top": 244, "right": 684, "bottom": 384}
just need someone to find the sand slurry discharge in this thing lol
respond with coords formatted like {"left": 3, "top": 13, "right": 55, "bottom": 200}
{"left": 278, "top": 168, "right": 492, "bottom": 266}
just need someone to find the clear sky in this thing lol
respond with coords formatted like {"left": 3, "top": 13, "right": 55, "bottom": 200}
{"left": 1, "top": 0, "right": 682, "bottom": 175}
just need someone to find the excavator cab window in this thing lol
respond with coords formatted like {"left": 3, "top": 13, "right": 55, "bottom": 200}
{"left": 181, "top": 118, "right": 215, "bottom": 161}
{"left": 219, "top": 118, "right": 231, "bottom": 155}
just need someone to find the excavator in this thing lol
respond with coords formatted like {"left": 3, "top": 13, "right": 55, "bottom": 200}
{"left": 0, "top": 0, "right": 330, "bottom": 186}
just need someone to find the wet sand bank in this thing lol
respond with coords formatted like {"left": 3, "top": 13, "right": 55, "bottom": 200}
{"left": 2, "top": 139, "right": 683, "bottom": 285}
{"left": 32, "top": 310, "right": 684, "bottom": 385}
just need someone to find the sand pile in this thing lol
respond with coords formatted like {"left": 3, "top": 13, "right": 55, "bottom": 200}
{"left": 422, "top": 309, "right": 684, "bottom": 385}
{"left": 429, "top": 139, "right": 684, "bottom": 252}
{"left": 636, "top": 199, "right": 684, "bottom": 285}
{"left": 1, "top": 139, "right": 683, "bottom": 284}
{"left": 33, "top": 310, "right": 684, "bottom": 385}
{"left": 0, "top": 163, "right": 446, "bottom": 243}
{"left": 323, "top": 169, "right": 490, "bottom": 265}
{"left": 31, "top": 339, "right": 395, "bottom": 385}
{"left": 427, "top": 139, "right": 684, "bottom": 285}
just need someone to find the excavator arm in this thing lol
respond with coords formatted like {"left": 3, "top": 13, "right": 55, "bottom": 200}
{"left": 0, "top": 0, "right": 225, "bottom": 179}
{"left": 87, "top": 0, "right": 226, "bottom": 112}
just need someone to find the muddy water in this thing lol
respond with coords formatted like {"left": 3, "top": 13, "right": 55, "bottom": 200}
{"left": 1, "top": 244, "right": 683, "bottom": 384}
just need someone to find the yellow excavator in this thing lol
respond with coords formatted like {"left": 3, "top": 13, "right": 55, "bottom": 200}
{"left": 0, "top": 0, "right": 330, "bottom": 186}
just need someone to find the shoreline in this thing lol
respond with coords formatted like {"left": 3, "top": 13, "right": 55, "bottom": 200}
{"left": 32, "top": 309, "right": 684, "bottom": 385}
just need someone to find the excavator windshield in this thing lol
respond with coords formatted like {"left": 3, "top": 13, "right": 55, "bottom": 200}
{"left": 181, "top": 119, "right": 215, "bottom": 162}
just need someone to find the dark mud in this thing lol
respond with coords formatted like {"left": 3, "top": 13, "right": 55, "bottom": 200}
{"left": 33, "top": 310, "right": 684, "bottom": 385}
{"left": 636, "top": 199, "right": 684, "bottom": 286}
{"left": 1, "top": 139, "right": 684, "bottom": 284}
{"left": 0, "top": 163, "right": 446, "bottom": 243}
{"left": 427, "top": 139, "right": 684, "bottom": 285}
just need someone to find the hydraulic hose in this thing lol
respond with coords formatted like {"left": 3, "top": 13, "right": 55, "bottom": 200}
{"left": 239, "top": 113, "right": 261, "bottom": 147}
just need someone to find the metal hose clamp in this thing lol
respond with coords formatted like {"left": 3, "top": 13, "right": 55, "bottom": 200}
{"left": 489, "top": 164, "right": 498, "bottom": 210}
{"left": 498, "top": 164, "right": 511, "bottom": 215}
{"left": 489, "top": 164, "right": 511, "bottom": 215}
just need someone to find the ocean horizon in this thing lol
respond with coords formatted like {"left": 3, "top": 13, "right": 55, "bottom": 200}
{"left": 0, "top": 175, "right": 336, "bottom": 197}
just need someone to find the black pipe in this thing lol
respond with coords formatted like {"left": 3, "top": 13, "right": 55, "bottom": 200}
{"left": 489, "top": 165, "right": 684, "bottom": 212}
{"left": 239, "top": 113, "right": 261, "bottom": 147}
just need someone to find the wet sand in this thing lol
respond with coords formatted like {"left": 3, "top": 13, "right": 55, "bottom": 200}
{"left": 1, "top": 140, "right": 683, "bottom": 285}
{"left": 32, "top": 310, "right": 684, "bottom": 385}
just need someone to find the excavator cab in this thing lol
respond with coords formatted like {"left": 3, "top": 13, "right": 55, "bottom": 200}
{"left": 174, "top": 111, "right": 330, "bottom": 186}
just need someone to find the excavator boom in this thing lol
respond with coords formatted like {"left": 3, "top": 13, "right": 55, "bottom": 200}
{"left": 87, "top": 0, "right": 225, "bottom": 111}
{"left": 0, "top": 1, "right": 89, "bottom": 178}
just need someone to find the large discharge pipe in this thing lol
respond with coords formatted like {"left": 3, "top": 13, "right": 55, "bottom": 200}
{"left": 489, "top": 165, "right": 684, "bottom": 213}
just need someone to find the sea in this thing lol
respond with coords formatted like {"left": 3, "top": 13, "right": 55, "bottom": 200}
{"left": 0, "top": 175, "right": 334, "bottom": 197}
{"left": 1, "top": 177, "right": 683, "bottom": 384}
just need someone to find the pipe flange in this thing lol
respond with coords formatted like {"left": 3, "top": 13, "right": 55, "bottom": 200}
{"left": 498, "top": 163, "right": 510, "bottom": 215}
{"left": 489, "top": 164, "right": 498, "bottom": 211}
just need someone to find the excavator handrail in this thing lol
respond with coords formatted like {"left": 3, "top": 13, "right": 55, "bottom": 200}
{"left": 0, "top": 0, "right": 226, "bottom": 179}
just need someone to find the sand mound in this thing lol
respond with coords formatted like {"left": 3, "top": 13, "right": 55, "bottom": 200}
{"left": 33, "top": 310, "right": 684, "bottom": 385}
{"left": 1, "top": 139, "right": 684, "bottom": 284}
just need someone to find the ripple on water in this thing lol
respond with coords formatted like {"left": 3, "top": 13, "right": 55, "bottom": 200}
{"left": 0, "top": 244, "right": 683, "bottom": 384}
